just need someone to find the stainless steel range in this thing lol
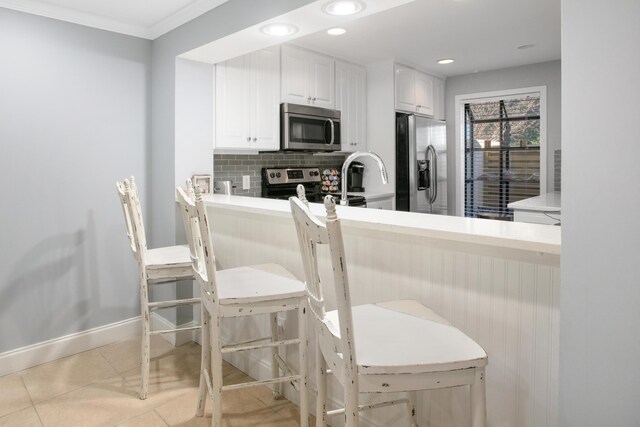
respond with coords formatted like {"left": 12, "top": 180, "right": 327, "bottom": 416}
{"left": 261, "top": 167, "right": 366, "bottom": 207}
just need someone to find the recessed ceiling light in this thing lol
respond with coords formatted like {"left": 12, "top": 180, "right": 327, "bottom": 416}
{"left": 517, "top": 44, "right": 535, "bottom": 50}
{"left": 327, "top": 27, "right": 347, "bottom": 36}
{"left": 437, "top": 58, "right": 455, "bottom": 65}
{"left": 322, "top": 0, "right": 366, "bottom": 16}
{"left": 260, "top": 23, "right": 298, "bottom": 37}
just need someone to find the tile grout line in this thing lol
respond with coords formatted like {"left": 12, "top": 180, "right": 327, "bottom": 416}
{"left": 20, "top": 374, "right": 46, "bottom": 427}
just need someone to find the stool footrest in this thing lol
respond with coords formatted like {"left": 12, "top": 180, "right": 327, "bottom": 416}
{"left": 150, "top": 325, "right": 201, "bottom": 335}
{"left": 326, "top": 398, "right": 409, "bottom": 417}
{"left": 221, "top": 374, "right": 300, "bottom": 391}
{"left": 148, "top": 298, "right": 200, "bottom": 310}
{"left": 221, "top": 338, "right": 300, "bottom": 354}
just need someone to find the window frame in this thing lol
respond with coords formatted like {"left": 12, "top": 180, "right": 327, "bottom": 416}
{"left": 454, "top": 86, "right": 547, "bottom": 217}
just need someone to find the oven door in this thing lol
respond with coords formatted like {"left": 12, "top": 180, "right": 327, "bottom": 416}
{"left": 282, "top": 112, "right": 341, "bottom": 151}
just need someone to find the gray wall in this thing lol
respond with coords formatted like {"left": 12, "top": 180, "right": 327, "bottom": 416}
{"left": 445, "top": 60, "right": 561, "bottom": 214}
{"left": 0, "top": 8, "right": 151, "bottom": 352}
{"left": 560, "top": 1, "right": 640, "bottom": 425}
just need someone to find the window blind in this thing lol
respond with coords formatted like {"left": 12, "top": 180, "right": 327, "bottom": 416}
{"left": 464, "top": 96, "right": 541, "bottom": 220}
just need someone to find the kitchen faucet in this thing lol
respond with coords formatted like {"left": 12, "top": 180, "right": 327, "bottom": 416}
{"left": 340, "top": 151, "right": 389, "bottom": 206}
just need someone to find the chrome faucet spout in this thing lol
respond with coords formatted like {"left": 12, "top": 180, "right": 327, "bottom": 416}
{"left": 341, "top": 151, "right": 389, "bottom": 206}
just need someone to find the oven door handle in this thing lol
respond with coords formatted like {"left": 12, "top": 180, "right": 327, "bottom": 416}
{"left": 325, "top": 119, "right": 335, "bottom": 146}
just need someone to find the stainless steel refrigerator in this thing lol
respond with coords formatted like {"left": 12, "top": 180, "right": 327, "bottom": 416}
{"left": 396, "top": 113, "right": 448, "bottom": 214}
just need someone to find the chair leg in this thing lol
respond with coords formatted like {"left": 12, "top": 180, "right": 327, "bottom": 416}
{"left": 139, "top": 274, "right": 150, "bottom": 400}
{"left": 470, "top": 368, "right": 486, "bottom": 427}
{"left": 270, "top": 313, "right": 283, "bottom": 399}
{"left": 196, "top": 306, "right": 210, "bottom": 417}
{"left": 408, "top": 391, "right": 419, "bottom": 427}
{"left": 344, "top": 387, "right": 360, "bottom": 427}
{"left": 210, "top": 318, "right": 223, "bottom": 427}
{"left": 298, "top": 301, "right": 309, "bottom": 427}
{"left": 315, "top": 336, "right": 328, "bottom": 427}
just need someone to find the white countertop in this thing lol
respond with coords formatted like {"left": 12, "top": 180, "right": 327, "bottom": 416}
{"left": 203, "top": 194, "right": 561, "bottom": 255}
{"left": 508, "top": 192, "right": 561, "bottom": 212}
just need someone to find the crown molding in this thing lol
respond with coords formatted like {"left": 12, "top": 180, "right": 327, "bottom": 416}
{"left": 0, "top": 0, "right": 228, "bottom": 39}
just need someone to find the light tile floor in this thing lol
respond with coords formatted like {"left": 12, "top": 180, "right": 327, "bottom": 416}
{"left": 0, "top": 336, "right": 310, "bottom": 427}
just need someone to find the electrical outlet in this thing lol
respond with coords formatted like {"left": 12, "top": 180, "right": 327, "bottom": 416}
{"left": 242, "top": 175, "right": 250, "bottom": 190}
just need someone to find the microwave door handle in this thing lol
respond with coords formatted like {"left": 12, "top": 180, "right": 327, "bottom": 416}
{"left": 325, "top": 119, "right": 335, "bottom": 146}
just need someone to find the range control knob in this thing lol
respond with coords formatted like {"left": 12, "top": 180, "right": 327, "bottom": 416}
{"left": 314, "top": 171, "right": 319, "bottom": 176}
{"left": 276, "top": 172, "right": 281, "bottom": 178}
{"left": 270, "top": 172, "right": 275, "bottom": 178}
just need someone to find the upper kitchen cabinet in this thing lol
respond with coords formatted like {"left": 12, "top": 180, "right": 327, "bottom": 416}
{"left": 433, "top": 77, "right": 446, "bottom": 121}
{"left": 336, "top": 60, "right": 367, "bottom": 152}
{"left": 394, "top": 63, "right": 435, "bottom": 117}
{"left": 281, "top": 45, "right": 335, "bottom": 109}
{"left": 215, "top": 46, "right": 280, "bottom": 151}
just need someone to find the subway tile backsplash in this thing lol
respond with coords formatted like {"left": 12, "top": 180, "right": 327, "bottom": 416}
{"left": 213, "top": 153, "right": 347, "bottom": 197}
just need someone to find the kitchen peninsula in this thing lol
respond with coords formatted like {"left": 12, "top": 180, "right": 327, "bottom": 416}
{"left": 204, "top": 194, "right": 560, "bottom": 427}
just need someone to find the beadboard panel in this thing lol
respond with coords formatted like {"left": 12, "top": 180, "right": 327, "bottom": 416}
{"left": 208, "top": 207, "right": 560, "bottom": 427}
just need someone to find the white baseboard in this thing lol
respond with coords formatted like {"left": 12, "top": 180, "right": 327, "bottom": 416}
{"left": 0, "top": 316, "right": 142, "bottom": 377}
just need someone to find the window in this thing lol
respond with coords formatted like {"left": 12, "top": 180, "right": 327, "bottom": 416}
{"left": 463, "top": 94, "right": 542, "bottom": 220}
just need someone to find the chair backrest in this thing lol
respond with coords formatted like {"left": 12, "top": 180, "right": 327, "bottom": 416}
{"left": 176, "top": 184, "right": 219, "bottom": 310}
{"left": 176, "top": 181, "right": 203, "bottom": 277}
{"left": 116, "top": 176, "right": 147, "bottom": 263}
{"left": 289, "top": 186, "right": 358, "bottom": 380}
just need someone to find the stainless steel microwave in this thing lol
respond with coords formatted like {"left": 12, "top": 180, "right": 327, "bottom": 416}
{"left": 280, "top": 103, "right": 341, "bottom": 152}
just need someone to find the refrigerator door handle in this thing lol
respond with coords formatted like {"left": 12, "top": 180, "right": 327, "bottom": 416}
{"left": 427, "top": 145, "right": 438, "bottom": 205}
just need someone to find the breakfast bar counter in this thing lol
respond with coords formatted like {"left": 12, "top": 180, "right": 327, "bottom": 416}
{"left": 203, "top": 194, "right": 560, "bottom": 427}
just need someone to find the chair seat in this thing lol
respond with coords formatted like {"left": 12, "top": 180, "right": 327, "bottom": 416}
{"left": 146, "top": 244, "right": 191, "bottom": 269}
{"left": 217, "top": 263, "right": 306, "bottom": 305}
{"left": 325, "top": 300, "right": 487, "bottom": 375}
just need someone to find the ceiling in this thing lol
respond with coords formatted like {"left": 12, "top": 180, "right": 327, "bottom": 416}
{"left": 293, "top": 0, "right": 560, "bottom": 77}
{"left": 0, "top": 0, "right": 229, "bottom": 39}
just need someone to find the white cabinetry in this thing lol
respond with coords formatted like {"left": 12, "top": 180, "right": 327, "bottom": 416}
{"left": 335, "top": 60, "right": 367, "bottom": 152}
{"left": 281, "top": 45, "right": 335, "bottom": 109}
{"left": 433, "top": 77, "right": 446, "bottom": 121}
{"left": 215, "top": 47, "right": 280, "bottom": 151}
{"left": 394, "top": 63, "right": 435, "bottom": 117}
{"left": 365, "top": 194, "right": 394, "bottom": 210}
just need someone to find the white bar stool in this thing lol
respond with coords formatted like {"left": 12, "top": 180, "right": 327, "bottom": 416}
{"left": 116, "top": 176, "right": 201, "bottom": 400}
{"left": 290, "top": 186, "right": 488, "bottom": 427}
{"left": 176, "top": 185, "right": 309, "bottom": 427}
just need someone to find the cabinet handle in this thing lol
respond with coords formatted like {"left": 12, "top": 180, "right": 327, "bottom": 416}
{"left": 246, "top": 137, "right": 251, "bottom": 142}
{"left": 313, "top": 97, "right": 317, "bottom": 101}
{"left": 307, "top": 96, "right": 312, "bottom": 102}
{"left": 253, "top": 137, "right": 257, "bottom": 142}
{"left": 416, "top": 104, "right": 421, "bottom": 108}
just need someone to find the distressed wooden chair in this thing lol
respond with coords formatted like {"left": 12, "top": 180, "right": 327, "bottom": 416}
{"left": 116, "top": 177, "right": 200, "bottom": 400}
{"left": 290, "top": 186, "right": 488, "bottom": 427}
{"left": 176, "top": 185, "right": 309, "bottom": 427}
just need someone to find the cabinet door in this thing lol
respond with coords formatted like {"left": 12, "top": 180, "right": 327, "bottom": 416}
{"left": 395, "top": 64, "right": 416, "bottom": 112}
{"left": 434, "top": 77, "right": 446, "bottom": 121}
{"left": 251, "top": 47, "right": 280, "bottom": 151}
{"left": 415, "top": 71, "right": 434, "bottom": 117}
{"left": 335, "top": 61, "right": 367, "bottom": 152}
{"left": 335, "top": 61, "right": 351, "bottom": 148}
{"left": 309, "top": 52, "right": 335, "bottom": 108}
{"left": 351, "top": 64, "right": 367, "bottom": 151}
{"left": 215, "top": 56, "right": 250, "bottom": 149}
{"left": 281, "top": 45, "right": 309, "bottom": 104}
{"left": 366, "top": 196, "right": 393, "bottom": 210}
